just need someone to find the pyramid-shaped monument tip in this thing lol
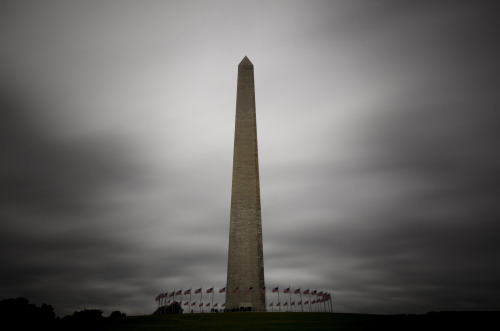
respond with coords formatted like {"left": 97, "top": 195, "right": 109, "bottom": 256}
{"left": 239, "top": 56, "right": 253, "bottom": 66}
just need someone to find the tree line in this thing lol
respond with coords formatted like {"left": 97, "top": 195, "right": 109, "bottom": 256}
{"left": 0, "top": 297, "right": 126, "bottom": 329}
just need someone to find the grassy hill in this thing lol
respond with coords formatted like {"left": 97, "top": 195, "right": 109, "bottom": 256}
{"left": 97, "top": 311, "right": 499, "bottom": 331}
{"left": 101, "top": 312, "right": 374, "bottom": 330}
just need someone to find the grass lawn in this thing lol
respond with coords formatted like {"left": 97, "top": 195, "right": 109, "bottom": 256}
{"left": 101, "top": 312, "right": 402, "bottom": 331}
{"left": 96, "top": 311, "right": 499, "bottom": 330}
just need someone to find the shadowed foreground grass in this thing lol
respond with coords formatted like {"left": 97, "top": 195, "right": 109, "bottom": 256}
{"left": 98, "top": 311, "right": 500, "bottom": 331}
{"left": 104, "top": 313, "right": 342, "bottom": 331}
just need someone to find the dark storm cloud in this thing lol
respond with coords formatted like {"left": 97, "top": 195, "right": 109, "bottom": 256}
{"left": 0, "top": 86, "right": 153, "bottom": 315}
{"left": 261, "top": 1, "right": 500, "bottom": 313}
{"left": 343, "top": 2, "right": 500, "bottom": 313}
{"left": 0, "top": 85, "right": 227, "bottom": 314}
{"left": 0, "top": 95, "right": 133, "bottom": 212}
{"left": 0, "top": 83, "right": 228, "bottom": 313}
{"left": 345, "top": 101, "right": 500, "bottom": 311}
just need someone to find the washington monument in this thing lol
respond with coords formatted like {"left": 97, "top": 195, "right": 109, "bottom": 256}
{"left": 226, "top": 56, "right": 266, "bottom": 311}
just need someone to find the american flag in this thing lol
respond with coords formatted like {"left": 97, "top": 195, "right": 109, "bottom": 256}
{"left": 291, "top": 301, "right": 295, "bottom": 306}
{"left": 276, "top": 303, "right": 280, "bottom": 307}
{"left": 184, "top": 289, "right": 191, "bottom": 295}
{"left": 199, "top": 303, "right": 203, "bottom": 307}
{"left": 318, "top": 291, "right": 324, "bottom": 297}
{"left": 269, "top": 302, "right": 273, "bottom": 307}
{"left": 195, "top": 288, "right": 202, "bottom": 294}
{"left": 259, "top": 287, "right": 266, "bottom": 293}
{"left": 312, "top": 300, "right": 316, "bottom": 304}
{"left": 206, "top": 303, "right": 210, "bottom": 307}
{"left": 191, "top": 302, "right": 196, "bottom": 306}
{"left": 284, "top": 302, "right": 288, "bottom": 306}
{"left": 175, "top": 290, "right": 182, "bottom": 296}
{"left": 311, "top": 290, "right": 317, "bottom": 295}
{"left": 284, "top": 287, "right": 290, "bottom": 293}
{"left": 169, "top": 291, "right": 174, "bottom": 297}
{"left": 247, "top": 287, "right": 253, "bottom": 292}
{"left": 272, "top": 287, "right": 279, "bottom": 293}
{"left": 214, "top": 303, "right": 218, "bottom": 307}
{"left": 305, "top": 300, "right": 309, "bottom": 304}
{"left": 222, "top": 303, "right": 225, "bottom": 307}
{"left": 219, "top": 287, "right": 226, "bottom": 293}
{"left": 232, "top": 287, "right": 239, "bottom": 293}
{"left": 206, "top": 287, "right": 213, "bottom": 294}
{"left": 303, "top": 289, "right": 310, "bottom": 295}
{"left": 298, "top": 301, "right": 302, "bottom": 305}
{"left": 294, "top": 288, "right": 300, "bottom": 294}
{"left": 184, "top": 302, "right": 188, "bottom": 306}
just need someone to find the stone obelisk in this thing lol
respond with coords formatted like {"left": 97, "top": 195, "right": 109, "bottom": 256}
{"left": 226, "top": 56, "right": 266, "bottom": 312}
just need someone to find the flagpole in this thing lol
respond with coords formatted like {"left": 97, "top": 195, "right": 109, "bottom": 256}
{"left": 300, "top": 290, "right": 303, "bottom": 312}
{"left": 163, "top": 292, "right": 166, "bottom": 314}
{"left": 212, "top": 286, "right": 214, "bottom": 313}
{"left": 289, "top": 285, "right": 292, "bottom": 310}
{"left": 264, "top": 287, "right": 267, "bottom": 313}
{"left": 167, "top": 291, "right": 170, "bottom": 313}
{"left": 277, "top": 287, "right": 280, "bottom": 312}
{"left": 251, "top": 287, "right": 253, "bottom": 309}
{"left": 314, "top": 292, "right": 317, "bottom": 312}
{"left": 307, "top": 290, "right": 311, "bottom": 312}
{"left": 200, "top": 287, "right": 203, "bottom": 313}
{"left": 172, "top": 290, "right": 175, "bottom": 314}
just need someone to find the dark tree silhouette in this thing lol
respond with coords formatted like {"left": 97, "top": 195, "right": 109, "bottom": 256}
{"left": 70, "top": 308, "right": 104, "bottom": 320}
{"left": 0, "top": 297, "right": 56, "bottom": 326}
{"left": 109, "top": 310, "right": 126, "bottom": 318}
{"left": 61, "top": 308, "right": 105, "bottom": 330}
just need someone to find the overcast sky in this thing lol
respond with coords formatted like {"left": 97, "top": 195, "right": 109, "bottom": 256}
{"left": 1, "top": 0, "right": 500, "bottom": 317}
